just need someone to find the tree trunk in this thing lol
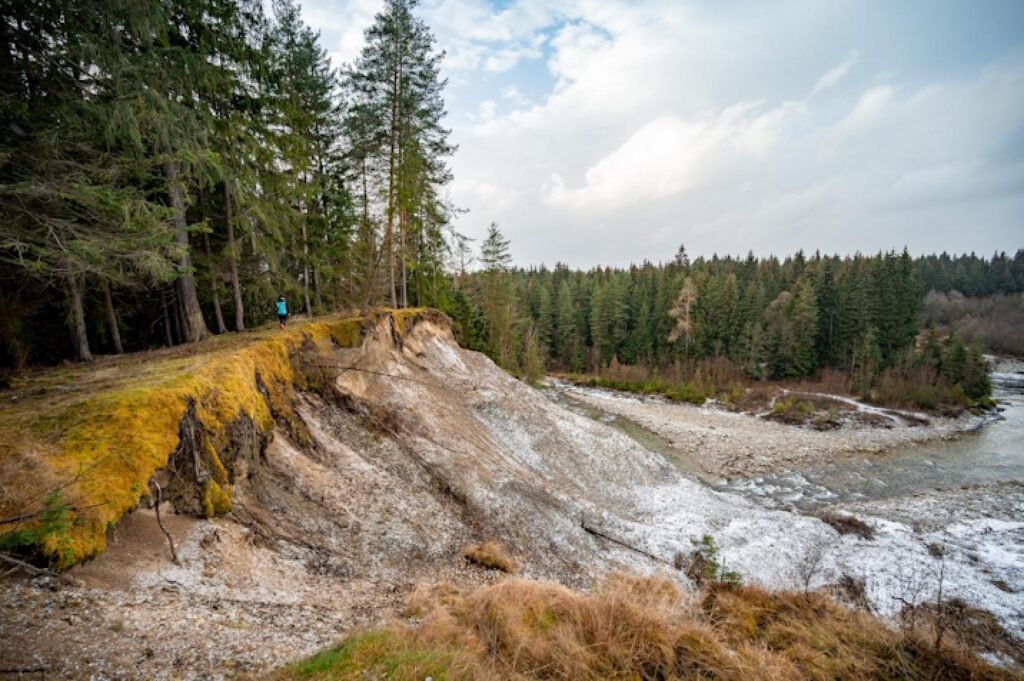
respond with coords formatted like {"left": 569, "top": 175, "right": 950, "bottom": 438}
{"left": 223, "top": 182, "right": 244, "bottom": 331}
{"left": 399, "top": 208, "right": 408, "bottom": 308}
{"left": 172, "top": 290, "right": 185, "bottom": 345}
{"left": 203, "top": 233, "right": 227, "bottom": 334}
{"left": 359, "top": 157, "right": 378, "bottom": 312}
{"left": 301, "top": 220, "right": 313, "bottom": 317}
{"left": 161, "top": 290, "right": 174, "bottom": 347}
{"left": 102, "top": 279, "right": 124, "bottom": 354}
{"left": 312, "top": 265, "right": 323, "bottom": 311}
{"left": 163, "top": 160, "right": 208, "bottom": 343}
{"left": 384, "top": 69, "right": 400, "bottom": 309}
{"left": 66, "top": 273, "right": 92, "bottom": 362}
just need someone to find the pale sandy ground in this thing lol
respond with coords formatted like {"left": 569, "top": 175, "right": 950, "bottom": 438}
{"left": 550, "top": 379, "right": 991, "bottom": 477}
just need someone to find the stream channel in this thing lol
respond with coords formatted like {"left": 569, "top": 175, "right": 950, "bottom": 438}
{"left": 544, "top": 359, "right": 1024, "bottom": 514}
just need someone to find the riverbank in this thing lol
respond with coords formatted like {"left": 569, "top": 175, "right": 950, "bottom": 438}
{"left": 547, "top": 378, "right": 995, "bottom": 477}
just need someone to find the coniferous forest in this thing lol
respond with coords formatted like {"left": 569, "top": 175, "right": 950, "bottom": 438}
{"left": 1, "top": 0, "right": 453, "bottom": 366}
{"left": 0, "top": 0, "right": 1019, "bottom": 412}
{"left": 449, "top": 226, "right": 1021, "bottom": 410}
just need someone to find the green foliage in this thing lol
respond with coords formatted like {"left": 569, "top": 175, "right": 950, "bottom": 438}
{"left": 572, "top": 374, "right": 707, "bottom": 406}
{"left": 690, "top": 534, "right": 742, "bottom": 586}
{"left": 0, "top": 492, "right": 72, "bottom": 565}
{"left": 288, "top": 630, "right": 455, "bottom": 679}
{"left": 1, "top": 0, "right": 456, "bottom": 367}
{"left": 449, "top": 240, "right": 995, "bottom": 408}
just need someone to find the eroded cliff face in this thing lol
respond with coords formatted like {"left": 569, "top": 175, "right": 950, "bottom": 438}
{"left": 174, "top": 309, "right": 673, "bottom": 586}
{"left": 2, "top": 310, "right": 1021, "bottom": 678}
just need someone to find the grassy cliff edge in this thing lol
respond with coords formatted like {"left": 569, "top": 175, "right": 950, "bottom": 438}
{"left": 0, "top": 308, "right": 433, "bottom": 567}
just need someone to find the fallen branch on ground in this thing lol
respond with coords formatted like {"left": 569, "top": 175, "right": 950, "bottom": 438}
{"left": 0, "top": 552, "right": 71, "bottom": 583}
{"left": 581, "top": 517, "right": 674, "bottom": 567}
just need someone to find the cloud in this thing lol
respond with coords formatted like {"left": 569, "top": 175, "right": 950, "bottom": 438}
{"left": 478, "top": 99, "right": 497, "bottom": 120}
{"left": 546, "top": 99, "right": 807, "bottom": 211}
{"left": 501, "top": 86, "right": 531, "bottom": 105}
{"left": 840, "top": 85, "right": 895, "bottom": 129}
{"left": 300, "top": 0, "right": 1024, "bottom": 267}
{"left": 810, "top": 50, "right": 859, "bottom": 97}
{"left": 484, "top": 35, "right": 547, "bottom": 72}
{"left": 297, "top": 0, "right": 380, "bottom": 65}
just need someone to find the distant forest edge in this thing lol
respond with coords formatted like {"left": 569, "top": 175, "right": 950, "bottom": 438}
{"left": 449, "top": 228, "right": 1023, "bottom": 412}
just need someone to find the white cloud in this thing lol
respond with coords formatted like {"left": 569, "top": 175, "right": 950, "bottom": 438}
{"left": 484, "top": 35, "right": 547, "bottom": 72}
{"left": 478, "top": 99, "right": 497, "bottom": 120}
{"left": 546, "top": 98, "right": 807, "bottom": 211}
{"left": 810, "top": 50, "right": 859, "bottom": 97}
{"left": 300, "top": 0, "right": 1024, "bottom": 266}
{"left": 501, "top": 86, "right": 530, "bottom": 105}
{"left": 841, "top": 85, "right": 895, "bottom": 129}
{"left": 298, "top": 0, "right": 380, "bottom": 65}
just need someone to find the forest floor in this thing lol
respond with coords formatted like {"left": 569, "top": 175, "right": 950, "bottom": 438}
{"left": 548, "top": 378, "right": 993, "bottom": 477}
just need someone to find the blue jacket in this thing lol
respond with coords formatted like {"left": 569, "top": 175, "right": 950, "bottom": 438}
{"left": 276, "top": 300, "right": 288, "bottom": 315}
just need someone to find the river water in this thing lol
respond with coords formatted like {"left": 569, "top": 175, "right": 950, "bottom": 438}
{"left": 546, "top": 359, "right": 1024, "bottom": 514}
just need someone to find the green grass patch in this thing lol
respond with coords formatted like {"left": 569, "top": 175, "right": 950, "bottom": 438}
{"left": 283, "top": 630, "right": 456, "bottom": 681}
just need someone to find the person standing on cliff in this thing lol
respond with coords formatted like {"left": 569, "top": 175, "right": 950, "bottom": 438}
{"left": 276, "top": 294, "right": 288, "bottom": 330}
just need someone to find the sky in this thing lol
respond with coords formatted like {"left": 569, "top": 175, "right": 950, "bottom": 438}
{"left": 299, "top": 0, "right": 1024, "bottom": 268}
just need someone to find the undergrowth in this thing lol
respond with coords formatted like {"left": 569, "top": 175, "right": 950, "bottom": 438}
{"left": 274, "top": 574, "right": 1015, "bottom": 681}
{"left": 0, "top": 308, "right": 434, "bottom": 567}
{"left": 568, "top": 374, "right": 709, "bottom": 405}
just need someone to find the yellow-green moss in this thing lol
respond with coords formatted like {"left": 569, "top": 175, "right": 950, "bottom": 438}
{"left": 0, "top": 308, "right": 437, "bottom": 567}
{"left": 202, "top": 479, "right": 233, "bottom": 517}
{"left": 203, "top": 437, "right": 229, "bottom": 486}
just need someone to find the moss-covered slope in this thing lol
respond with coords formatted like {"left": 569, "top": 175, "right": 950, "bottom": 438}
{"left": 0, "top": 308, "right": 432, "bottom": 567}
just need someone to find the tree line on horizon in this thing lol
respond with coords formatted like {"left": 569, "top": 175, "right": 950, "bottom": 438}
{"left": 450, "top": 228, "right": 1018, "bottom": 407}
{"left": 0, "top": 0, "right": 454, "bottom": 369}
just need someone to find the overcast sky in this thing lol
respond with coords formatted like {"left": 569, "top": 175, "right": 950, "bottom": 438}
{"left": 300, "top": 0, "right": 1024, "bottom": 268}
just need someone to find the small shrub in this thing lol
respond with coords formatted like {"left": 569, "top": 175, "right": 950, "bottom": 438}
{"left": 686, "top": 534, "right": 741, "bottom": 586}
{"left": 463, "top": 541, "right": 516, "bottom": 573}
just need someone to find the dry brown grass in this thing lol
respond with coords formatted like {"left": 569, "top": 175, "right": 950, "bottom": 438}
{"left": 819, "top": 512, "right": 876, "bottom": 540}
{"left": 463, "top": 540, "right": 517, "bottom": 573}
{"left": 274, "top": 574, "right": 1017, "bottom": 681}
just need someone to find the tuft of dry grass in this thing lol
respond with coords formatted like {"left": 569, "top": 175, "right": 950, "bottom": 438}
{"left": 463, "top": 540, "right": 517, "bottom": 573}
{"left": 819, "top": 512, "right": 876, "bottom": 540}
{"left": 274, "top": 574, "right": 1016, "bottom": 681}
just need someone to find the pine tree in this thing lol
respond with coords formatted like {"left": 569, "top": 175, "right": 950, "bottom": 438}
{"left": 555, "top": 282, "right": 578, "bottom": 368}
{"left": 791, "top": 277, "right": 819, "bottom": 376}
{"left": 343, "top": 0, "right": 454, "bottom": 308}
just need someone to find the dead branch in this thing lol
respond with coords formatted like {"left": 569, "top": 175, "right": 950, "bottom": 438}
{"left": 581, "top": 517, "right": 674, "bottom": 567}
{"left": 150, "top": 480, "right": 180, "bottom": 565}
{"left": 0, "top": 552, "right": 68, "bottom": 583}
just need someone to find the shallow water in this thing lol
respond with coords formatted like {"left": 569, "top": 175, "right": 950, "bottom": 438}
{"left": 547, "top": 365, "right": 1024, "bottom": 513}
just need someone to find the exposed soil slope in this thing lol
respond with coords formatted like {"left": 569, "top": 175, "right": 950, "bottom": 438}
{"left": 1, "top": 310, "right": 1020, "bottom": 678}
